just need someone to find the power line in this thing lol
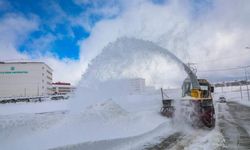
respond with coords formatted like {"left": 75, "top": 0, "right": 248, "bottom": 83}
{"left": 196, "top": 51, "right": 250, "bottom": 65}
{"left": 199, "top": 65, "right": 250, "bottom": 72}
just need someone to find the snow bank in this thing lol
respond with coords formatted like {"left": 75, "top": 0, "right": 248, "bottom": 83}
{"left": 0, "top": 100, "right": 69, "bottom": 115}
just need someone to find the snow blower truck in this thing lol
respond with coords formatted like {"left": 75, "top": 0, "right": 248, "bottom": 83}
{"left": 160, "top": 64, "right": 215, "bottom": 128}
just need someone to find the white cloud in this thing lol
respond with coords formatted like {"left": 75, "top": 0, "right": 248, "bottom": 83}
{"left": 72, "top": 0, "right": 122, "bottom": 32}
{"left": 78, "top": 0, "right": 250, "bottom": 84}
{"left": 0, "top": 14, "right": 38, "bottom": 60}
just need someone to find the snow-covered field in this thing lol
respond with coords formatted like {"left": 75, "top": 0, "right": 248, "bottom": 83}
{"left": 0, "top": 93, "right": 173, "bottom": 150}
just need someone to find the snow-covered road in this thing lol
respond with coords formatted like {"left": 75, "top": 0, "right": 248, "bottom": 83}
{"left": 145, "top": 101, "right": 250, "bottom": 150}
{"left": 217, "top": 102, "right": 250, "bottom": 149}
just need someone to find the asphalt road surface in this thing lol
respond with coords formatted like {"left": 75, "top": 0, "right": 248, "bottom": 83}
{"left": 218, "top": 101, "right": 250, "bottom": 150}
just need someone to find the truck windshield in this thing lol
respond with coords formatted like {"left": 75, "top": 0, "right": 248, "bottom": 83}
{"left": 200, "top": 85, "right": 208, "bottom": 91}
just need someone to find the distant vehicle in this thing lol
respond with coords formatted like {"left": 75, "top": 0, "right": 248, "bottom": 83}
{"left": 51, "top": 96, "right": 66, "bottom": 100}
{"left": 219, "top": 96, "right": 226, "bottom": 103}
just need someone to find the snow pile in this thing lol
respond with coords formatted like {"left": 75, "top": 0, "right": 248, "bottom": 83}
{"left": 80, "top": 100, "right": 128, "bottom": 121}
{"left": 71, "top": 79, "right": 131, "bottom": 112}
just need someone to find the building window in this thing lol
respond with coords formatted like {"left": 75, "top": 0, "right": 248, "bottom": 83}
{"left": 58, "top": 87, "right": 71, "bottom": 90}
{"left": 47, "top": 70, "right": 52, "bottom": 76}
{"left": 47, "top": 76, "right": 52, "bottom": 80}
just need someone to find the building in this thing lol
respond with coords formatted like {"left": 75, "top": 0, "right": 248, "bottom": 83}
{"left": 52, "top": 82, "right": 75, "bottom": 95}
{"left": 128, "top": 78, "right": 146, "bottom": 94}
{"left": 214, "top": 80, "right": 250, "bottom": 87}
{"left": 0, "top": 62, "right": 53, "bottom": 98}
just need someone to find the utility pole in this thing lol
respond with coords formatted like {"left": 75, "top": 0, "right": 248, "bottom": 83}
{"left": 240, "top": 83, "right": 243, "bottom": 100}
{"left": 161, "top": 88, "right": 164, "bottom": 100}
{"left": 244, "top": 67, "right": 250, "bottom": 101}
{"left": 222, "top": 82, "right": 225, "bottom": 93}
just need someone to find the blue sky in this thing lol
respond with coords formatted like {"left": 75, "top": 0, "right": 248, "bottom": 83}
{"left": 0, "top": 0, "right": 212, "bottom": 60}
{"left": 1, "top": 0, "right": 96, "bottom": 59}
{"left": 0, "top": 0, "right": 124, "bottom": 59}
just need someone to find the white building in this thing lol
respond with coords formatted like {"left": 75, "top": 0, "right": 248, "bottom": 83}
{"left": 128, "top": 78, "right": 146, "bottom": 94}
{"left": 52, "top": 82, "right": 75, "bottom": 95}
{"left": 0, "top": 62, "right": 53, "bottom": 98}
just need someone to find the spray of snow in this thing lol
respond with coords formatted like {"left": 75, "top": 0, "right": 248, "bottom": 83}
{"left": 81, "top": 37, "right": 186, "bottom": 86}
{"left": 71, "top": 37, "right": 186, "bottom": 112}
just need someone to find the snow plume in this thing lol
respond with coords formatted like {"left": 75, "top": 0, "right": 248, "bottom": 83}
{"left": 81, "top": 37, "right": 185, "bottom": 87}
{"left": 71, "top": 37, "right": 186, "bottom": 112}
{"left": 78, "top": 0, "right": 191, "bottom": 75}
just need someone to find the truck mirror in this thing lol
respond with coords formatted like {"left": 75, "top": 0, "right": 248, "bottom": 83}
{"left": 211, "top": 86, "right": 214, "bottom": 93}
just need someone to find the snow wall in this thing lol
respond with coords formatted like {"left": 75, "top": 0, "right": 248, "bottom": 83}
{"left": 71, "top": 37, "right": 186, "bottom": 112}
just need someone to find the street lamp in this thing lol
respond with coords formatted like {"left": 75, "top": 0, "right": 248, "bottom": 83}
{"left": 244, "top": 46, "right": 250, "bottom": 101}
{"left": 244, "top": 68, "right": 250, "bottom": 101}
